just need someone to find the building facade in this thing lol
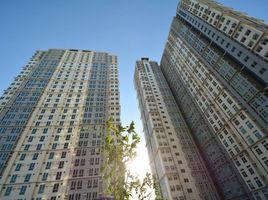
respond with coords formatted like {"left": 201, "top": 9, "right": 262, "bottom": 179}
{"left": 134, "top": 58, "right": 220, "bottom": 200}
{"left": 0, "top": 49, "right": 120, "bottom": 200}
{"left": 159, "top": 0, "right": 268, "bottom": 199}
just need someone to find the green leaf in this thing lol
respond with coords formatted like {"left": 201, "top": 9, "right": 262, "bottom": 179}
{"left": 132, "top": 133, "right": 140, "bottom": 141}
{"left": 102, "top": 119, "right": 161, "bottom": 200}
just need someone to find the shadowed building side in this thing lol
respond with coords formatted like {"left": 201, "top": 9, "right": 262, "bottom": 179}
{"left": 134, "top": 58, "right": 220, "bottom": 200}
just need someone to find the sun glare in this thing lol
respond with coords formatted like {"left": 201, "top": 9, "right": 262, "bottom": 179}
{"left": 127, "top": 143, "right": 151, "bottom": 178}
{"left": 126, "top": 143, "right": 156, "bottom": 199}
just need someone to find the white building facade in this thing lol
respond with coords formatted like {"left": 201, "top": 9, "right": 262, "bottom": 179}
{"left": 134, "top": 58, "right": 220, "bottom": 200}
{"left": 0, "top": 49, "right": 120, "bottom": 200}
{"left": 160, "top": 0, "right": 268, "bottom": 199}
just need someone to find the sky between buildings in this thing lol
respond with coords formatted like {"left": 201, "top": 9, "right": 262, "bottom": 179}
{"left": 0, "top": 0, "right": 267, "bottom": 146}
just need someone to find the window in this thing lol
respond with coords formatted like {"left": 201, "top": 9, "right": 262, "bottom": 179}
{"left": 28, "top": 136, "right": 33, "bottom": 142}
{"left": 256, "top": 180, "right": 263, "bottom": 187}
{"left": 241, "top": 37, "right": 246, "bottom": 42}
{"left": 66, "top": 135, "right": 71, "bottom": 140}
{"left": 46, "top": 162, "right": 51, "bottom": 169}
{"left": 15, "top": 163, "right": 22, "bottom": 171}
{"left": 77, "top": 180, "right": 83, "bottom": 189}
{"left": 252, "top": 33, "right": 259, "bottom": 40}
{"left": 256, "top": 46, "right": 263, "bottom": 53}
{"left": 64, "top": 143, "right": 69, "bottom": 149}
{"left": 29, "top": 163, "right": 35, "bottom": 170}
{"left": 261, "top": 38, "right": 268, "bottom": 45}
{"left": 4, "top": 187, "right": 12, "bottom": 196}
{"left": 93, "top": 192, "right": 98, "bottom": 199}
{"left": 265, "top": 51, "right": 268, "bottom": 58}
{"left": 42, "top": 173, "right": 48, "bottom": 181}
{"left": 254, "top": 130, "right": 262, "bottom": 139}
{"left": 245, "top": 30, "right": 251, "bottom": 36}
{"left": 53, "top": 183, "right": 59, "bottom": 192}
{"left": 24, "top": 144, "right": 30, "bottom": 150}
{"left": 246, "top": 136, "right": 254, "bottom": 144}
{"left": 248, "top": 41, "right": 254, "bottom": 47}
{"left": 52, "top": 143, "right": 57, "bottom": 149}
{"left": 251, "top": 61, "right": 257, "bottom": 68}
{"left": 33, "top": 153, "right": 39, "bottom": 160}
{"left": 259, "top": 68, "right": 266, "bottom": 74}
{"left": 93, "top": 179, "right": 98, "bottom": 188}
{"left": 49, "top": 152, "right": 54, "bottom": 159}
{"left": 40, "top": 136, "right": 45, "bottom": 142}
{"left": 242, "top": 171, "right": 248, "bottom": 177}
{"left": 61, "top": 151, "right": 67, "bottom": 158}
{"left": 248, "top": 168, "right": 255, "bottom": 174}
{"left": 245, "top": 121, "right": 253, "bottom": 129}
{"left": 43, "top": 128, "right": 48, "bottom": 134}
{"left": 38, "top": 184, "right": 45, "bottom": 194}
{"left": 56, "top": 172, "right": 62, "bottom": 180}
{"left": 244, "top": 56, "right": 249, "bottom": 62}
{"left": 59, "top": 161, "right": 64, "bottom": 168}
{"left": 231, "top": 47, "right": 236, "bottom": 52}
{"left": 55, "top": 135, "right": 59, "bottom": 141}
{"left": 19, "top": 186, "right": 27, "bottom": 195}
{"left": 24, "top": 174, "right": 31, "bottom": 182}
{"left": 241, "top": 156, "right": 247, "bottom": 163}
{"left": 20, "top": 154, "right": 26, "bottom": 161}
{"left": 10, "top": 175, "right": 17, "bottom": 183}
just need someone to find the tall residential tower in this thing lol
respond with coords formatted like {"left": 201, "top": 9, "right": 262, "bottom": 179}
{"left": 135, "top": 0, "right": 268, "bottom": 199}
{"left": 0, "top": 49, "right": 120, "bottom": 200}
{"left": 134, "top": 59, "right": 220, "bottom": 200}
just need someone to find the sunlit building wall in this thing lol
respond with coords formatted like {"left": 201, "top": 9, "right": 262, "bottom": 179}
{"left": 0, "top": 49, "right": 120, "bottom": 200}
{"left": 160, "top": 0, "right": 268, "bottom": 199}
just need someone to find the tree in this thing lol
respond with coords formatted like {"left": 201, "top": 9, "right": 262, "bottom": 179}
{"left": 101, "top": 119, "right": 163, "bottom": 200}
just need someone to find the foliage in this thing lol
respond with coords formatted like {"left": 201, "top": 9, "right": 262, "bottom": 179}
{"left": 101, "top": 118, "right": 163, "bottom": 200}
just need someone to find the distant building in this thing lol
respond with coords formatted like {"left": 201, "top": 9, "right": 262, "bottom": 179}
{"left": 0, "top": 49, "right": 120, "bottom": 199}
{"left": 136, "top": 0, "right": 268, "bottom": 199}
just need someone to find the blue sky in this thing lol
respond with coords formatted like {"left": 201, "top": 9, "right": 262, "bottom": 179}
{"left": 0, "top": 0, "right": 267, "bottom": 142}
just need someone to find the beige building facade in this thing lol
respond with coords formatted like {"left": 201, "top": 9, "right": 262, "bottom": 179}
{"left": 160, "top": 0, "right": 268, "bottom": 199}
{"left": 134, "top": 59, "right": 220, "bottom": 200}
{"left": 0, "top": 49, "right": 120, "bottom": 200}
{"left": 135, "top": 0, "right": 268, "bottom": 199}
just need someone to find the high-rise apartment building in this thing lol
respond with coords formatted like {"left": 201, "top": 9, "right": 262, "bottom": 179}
{"left": 0, "top": 49, "right": 120, "bottom": 200}
{"left": 134, "top": 58, "right": 220, "bottom": 200}
{"left": 135, "top": 0, "right": 268, "bottom": 200}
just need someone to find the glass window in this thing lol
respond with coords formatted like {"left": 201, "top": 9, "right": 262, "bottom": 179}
{"left": 4, "top": 186, "right": 12, "bottom": 196}
{"left": 49, "top": 152, "right": 54, "bottom": 159}
{"left": 20, "top": 154, "right": 26, "bottom": 161}
{"left": 24, "top": 174, "right": 31, "bottom": 182}
{"left": 53, "top": 183, "right": 59, "bottom": 192}
{"left": 10, "top": 175, "right": 17, "bottom": 183}
{"left": 42, "top": 173, "right": 48, "bottom": 181}
{"left": 29, "top": 163, "right": 35, "bottom": 170}
{"left": 38, "top": 184, "right": 45, "bottom": 194}
{"left": 46, "top": 162, "right": 51, "bottom": 169}
{"left": 15, "top": 164, "right": 22, "bottom": 171}
{"left": 19, "top": 186, "right": 27, "bottom": 195}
